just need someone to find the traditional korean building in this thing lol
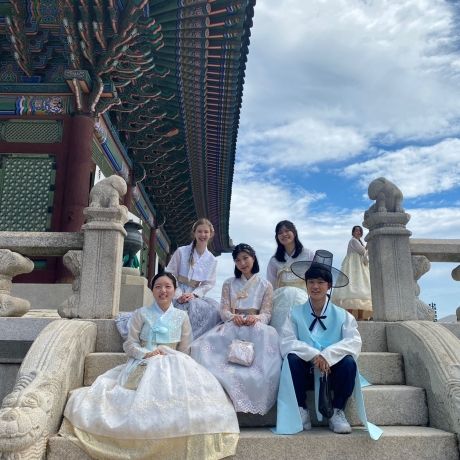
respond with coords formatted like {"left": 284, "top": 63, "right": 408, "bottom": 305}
{"left": 0, "top": 0, "right": 255, "bottom": 282}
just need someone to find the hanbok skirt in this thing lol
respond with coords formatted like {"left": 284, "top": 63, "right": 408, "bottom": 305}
{"left": 332, "top": 252, "right": 372, "bottom": 311}
{"left": 173, "top": 283, "right": 220, "bottom": 339}
{"left": 191, "top": 322, "right": 282, "bottom": 415}
{"left": 62, "top": 347, "right": 239, "bottom": 460}
{"left": 270, "top": 286, "right": 308, "bottom": 333}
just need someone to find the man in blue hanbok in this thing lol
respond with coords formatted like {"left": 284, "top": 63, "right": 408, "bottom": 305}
{"left": 274, "top": 250, "right": 382, "bottom": 440}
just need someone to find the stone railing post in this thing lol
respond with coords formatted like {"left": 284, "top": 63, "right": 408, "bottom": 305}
{"left": 411, "top": 255, "right": 435, "bottom": 321}
{"left": 0, "top": 249, "right": 34, "bottom": 317}
{"left": 363, "top": 177, "right": 417, "bottom": 321}
{"left": 61, "top": 175, "right": 128, "bottom": 319}
{"left": 57, "top": 250, "right": 82, "bottom": 318}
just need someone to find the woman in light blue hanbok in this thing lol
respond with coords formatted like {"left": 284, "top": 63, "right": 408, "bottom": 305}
{"left": 266, "top": 220, "right": 315, "bottom": 332}
{"left": 63, "top": 272, "right": 239, "bottom": 460}
{"left": 192, "top": 244, "right": 282, "bottom": 415}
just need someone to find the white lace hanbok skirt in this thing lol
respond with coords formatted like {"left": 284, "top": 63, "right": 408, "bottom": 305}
{"left": 62, "top": 346, "right": 239, "bottom": 460}
{"left": 270, "top": 286, "right": 308, "bottom": 333}
{"left": 332, "top": 252, "right": 372, "bottom": 311}
{"left": 174, "top": 282, "right": 220, "bottom": 339}
{"left": 191, "top": 322, "right": 281, "bottom": 415}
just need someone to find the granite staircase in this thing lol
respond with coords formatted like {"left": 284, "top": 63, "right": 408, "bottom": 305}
{"left": 45, "top": 322, "right": 459, "bottom": 460}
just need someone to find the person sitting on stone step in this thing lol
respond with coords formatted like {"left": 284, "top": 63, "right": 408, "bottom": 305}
{"left": 166, "top": 218, "right": 221, "bottom": 339}
{"left": 273, "top": 250, "right": 382, "bottom": 440}
{"left": 62, "top": 272, "right": 239, "bottom": 459}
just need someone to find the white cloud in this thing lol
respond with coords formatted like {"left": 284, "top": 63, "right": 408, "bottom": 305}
{"left": 239, "top": 118, "right": 368, "bottom": 167}
{"left": 208, "top": 0, "right": 460, "bottom": 321}
{"left": 342, "top": 138, "right": 460, "bottom": 198}
{"left": 210, "top": 171, "right": 460, "bottom": 320}
{"left": 240, "top": 0, "right": 460, "bottom": 164}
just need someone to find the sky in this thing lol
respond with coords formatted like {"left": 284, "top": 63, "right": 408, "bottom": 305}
{"left": 210, "top": 0, "right": 460, "bottom": 321}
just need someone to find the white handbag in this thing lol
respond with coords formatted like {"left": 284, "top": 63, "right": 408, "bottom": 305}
{"left": 227, "top": 339, "right": 255, "bottom": 366}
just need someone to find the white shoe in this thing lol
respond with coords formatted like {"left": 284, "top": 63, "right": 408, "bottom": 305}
{"left": 328, "top": 409, "right": 351, "bottom": 434}
{"left": 299, "top": 407, "right": 312, "bottom": 431}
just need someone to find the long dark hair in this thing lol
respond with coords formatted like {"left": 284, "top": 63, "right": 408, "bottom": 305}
{"left": 150, "top": 271, "right": 177, "bottom": 290}
{"left": 232, "top": 243, "right": 260, "bottom": 278}
{"left": 274, "top": 220, "right": 304, "bottom": 262}
{"left": 352, "top": 225, "right": 365, "bottom": 246}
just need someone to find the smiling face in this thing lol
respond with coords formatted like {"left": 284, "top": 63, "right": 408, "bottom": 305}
{"left": 152, "top": 275, "right": 176, "bottom": 308}
{"left": 276, "top": 225, "right": 295, "bottom": 248}
{"left": 193, "top": 223, "right": 212, "bottom": 246}
{"left": 352, "top": 226, "right": 363, "bottom": 239}
{"left": 234, "top": 251, "right": 255, "bottom": 277}
{"left": 306, "top": 277, "right": 331, "bottom": 304}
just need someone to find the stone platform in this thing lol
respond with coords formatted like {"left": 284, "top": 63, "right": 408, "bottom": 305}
{"left": 48, "top": 427, "right": 459, "bottom": 460}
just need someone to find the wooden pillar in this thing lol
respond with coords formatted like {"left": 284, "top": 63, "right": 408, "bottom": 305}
{"left": 147, "top": 228, "right": 157, "bottom": 286}
{"left": 60, "top": 115, "right": 96, "bottom": 232}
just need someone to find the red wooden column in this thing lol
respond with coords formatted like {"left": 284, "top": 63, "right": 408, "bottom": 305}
{"left": 147, "top": 228, "right": 157, "bottom": 285}
{"left": 60, "top": 114, "right": 96, "bottom": 232}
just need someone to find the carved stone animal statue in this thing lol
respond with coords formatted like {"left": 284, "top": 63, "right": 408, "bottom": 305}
{"left": 367, "top": 177, "right": 404, "bottom": 213}
{"left": 88, "top": 175, "right": 127, "bottom": 208}
{"left": 0, "top": 320, "right": 96, "bottom": 460}
{"left": 0, "top": 372, "right": 57, "bottom": 454}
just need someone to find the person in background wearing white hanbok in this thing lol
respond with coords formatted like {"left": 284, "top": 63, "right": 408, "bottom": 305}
{"left": 192, "top": 243, "right": 282, "bottom": 415}
{"left": 62, "top": 272, "right": 239, "bottom": 460}
{"left": 266, "top": 220, "right": 315, "bottom": 332}
{"left": 332, "top": 225, "right": 373, "bottom": 320}
{"left": 166, "top": 218, "right": 220, "bottom": 338}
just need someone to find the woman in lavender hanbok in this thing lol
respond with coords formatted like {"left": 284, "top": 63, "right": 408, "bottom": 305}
{"left": 166, "top": 218, "right": 220, "bottom": 339}
{"left": 192, "top": 244, "right": 282, "bottom": 415}
{"left": 266, "top": 220, "right": 315, "bottom": 333}
{"left": 62, "top": 272, "right": 239, "bottom": 460}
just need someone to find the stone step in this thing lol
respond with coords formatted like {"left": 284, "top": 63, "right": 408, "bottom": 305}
{"left": 83, "top": 351, "right": 405, "bottom": 386}
{"left": 47, "top": 426, "right": 459, "bottom": 460}
{"left": 0, "top": 318, "right": 389, "bottom": 357}
{"left": 238, "top": 385, "right": 427, "bottom": 427}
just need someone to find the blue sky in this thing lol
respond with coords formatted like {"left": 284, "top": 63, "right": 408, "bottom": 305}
{"left": 211, "top": 0, "right": 460, "bottom": 320}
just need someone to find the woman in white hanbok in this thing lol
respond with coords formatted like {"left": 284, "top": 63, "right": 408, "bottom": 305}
{"left": 192, "top": 244, "right": 282, "bottom": 415}
{"left": 63, "top": 272, "right": 239, "bottom": 460}
{"left": 166, "top": 218, "right": 220, "bottom": 339}
{"left": 266, "top": 220, "right": 315, "bottom": 332}
{"left": 332, "top": 226, "right": 373, "bottom": 320}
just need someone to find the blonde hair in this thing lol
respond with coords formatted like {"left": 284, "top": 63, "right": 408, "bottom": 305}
{"left": 189, "top": 218, "right": 215, "bottom": 267}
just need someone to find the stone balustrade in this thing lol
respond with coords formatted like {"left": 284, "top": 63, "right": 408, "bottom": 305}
{"left": 0, "top": 232, "right": 84, "bottom": 256}
{"left": 0, "top": 175, "right": 128, "bottom": 319}
{"left": 410, "top": 239, "right": 460, "bottom": 278}
{"left": 409, "top": 238, "right": 460, "bottom": 322}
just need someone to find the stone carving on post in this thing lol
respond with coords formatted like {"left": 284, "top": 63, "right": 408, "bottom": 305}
{"left": 411, "top": 255, "right": 435, "bottom": 321}
{"left": 367, "top": 177, "right": 404, "bottom": 213}
{"left": 57, "top": 250, "right": 82, "bottom": 318}
{"left": 0, "top": 320, "right": 97, "bottom": 459}
{"left": 0, "top": 249, "right": 34, "bottom": 317}
{"left": 363, "top": 177, "right": 418, "bottom": 321}
{"left": 88, "top": 174, "right": 127, "bottom": 208}
{"left": 73, "top": 175, "right": 128, "bottom": 319}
